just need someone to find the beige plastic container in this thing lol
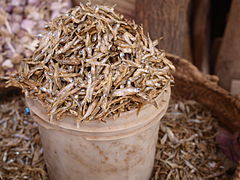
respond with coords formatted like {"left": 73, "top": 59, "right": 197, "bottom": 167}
{"left": 26, "top": 85, "right": 171, "bottom": 180}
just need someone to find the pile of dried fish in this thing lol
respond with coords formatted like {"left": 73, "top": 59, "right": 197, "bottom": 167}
{"left": 8, "top": 3, "right": 174, "bottom": 122}
{"left": 152, "top": 99, "right": 233, "bottom": 180}
{"left": 0, "top": 0, "right": 70, "bottom": 77}
{"left": 0, "top": 96, "right": 233, "bottom": 179}
{"left": 0, "top": 96, "right": 48, "bottom": 179}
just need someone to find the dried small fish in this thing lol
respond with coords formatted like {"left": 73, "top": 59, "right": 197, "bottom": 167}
{"left": 112, "top": 87, "right": 140, "bottom": 97}
{"left": 151, "top": 99, "right": 233, "bottom": 180}
{"left": 0, "top": 96, "right": 48, "bottom": 179}
{"left": 80, "top": 98, "right": 98, "bottom": 121}
{"left": 57, "top": 82, "right": 75, "bottom": 96}
{"left": 8, "top": 2, "right": 174, "bottom": 122}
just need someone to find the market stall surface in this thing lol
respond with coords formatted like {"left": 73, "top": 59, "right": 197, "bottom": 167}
{"left": 0, "top": 94, "right": 233, "bottom": 180}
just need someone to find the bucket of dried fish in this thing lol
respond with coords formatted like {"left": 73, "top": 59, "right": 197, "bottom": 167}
{"left": 25, "top": 85, "right": 170, "bottom": 180}
{"left": 7, "top": 3, "right": 174, "bottom": 180}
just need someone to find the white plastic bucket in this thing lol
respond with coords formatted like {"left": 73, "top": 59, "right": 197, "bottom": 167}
{"left": 26, "top": 85, "right": 171, "bottom": 180}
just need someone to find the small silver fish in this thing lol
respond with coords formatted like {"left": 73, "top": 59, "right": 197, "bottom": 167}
{"left": 112, "top": 87, "right": 141, "bottom": 97}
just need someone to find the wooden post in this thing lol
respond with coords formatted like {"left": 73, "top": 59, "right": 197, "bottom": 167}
{"left": 136, "top": 0, "right": 191, "bottom": 58}
{"left": 192, "top": 0, "right": 211, "bottom": 73}
{"left": 183, "top": 1, "right": 193, "bottom": 62}
{"left": 216, "top": 0, "right": 240, "bottom": 92}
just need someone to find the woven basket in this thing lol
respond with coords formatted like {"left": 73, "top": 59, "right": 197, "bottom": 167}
{"left": 167, "top": 53, "right": 240, "bottom": 179}
{"left": 166, "top": 53, "right": 240, "bottom": 132}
